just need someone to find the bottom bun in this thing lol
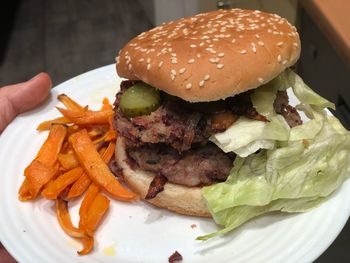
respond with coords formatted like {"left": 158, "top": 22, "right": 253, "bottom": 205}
{"left": 115, "top": 138, "right": 211, "bottom": 217}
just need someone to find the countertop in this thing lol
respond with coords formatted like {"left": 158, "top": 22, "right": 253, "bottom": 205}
{"left": 300, "top": 0, "right": 350, "bottom": 67}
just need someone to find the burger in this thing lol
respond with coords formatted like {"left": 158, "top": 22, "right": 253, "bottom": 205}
{"left": 112, "top": 9, "right": 350, "bottom": 237}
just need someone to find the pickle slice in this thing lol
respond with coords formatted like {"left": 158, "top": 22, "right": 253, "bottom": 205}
{"left": 120, "top": 82, "right": 161, "bottom": 117}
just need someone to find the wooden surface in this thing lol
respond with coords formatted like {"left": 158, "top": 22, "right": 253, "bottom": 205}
{"left": 300, "top": 0, "right": 350, "bottom": 67}
{"left": 0, "top": 0, "right": 153, "bottom": 86}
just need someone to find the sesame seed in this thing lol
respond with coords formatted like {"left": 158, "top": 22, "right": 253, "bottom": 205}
{"left": 209, "top": 58, "right": 220, "bottom": 63}
{"left": 147, "top": 58, "right": 151, "bottom": 63}
{"left": 217, "top": 64, "right": 224, "bottom": 69}
{"left": 277, "top": 42, "right": 284, "bottom": 47}
{"left": 190, "top": 44, "right": 197, "bottom": 48}
{"left": 218, "top": 52, "right": 225, "bottom": 57}
{"left": 277, "top": 55, "right": 282, "bottom": 63}
{"left": 188, "top": 59, "right": 195, "bottom": 64}
{"left": 138, "top": 58, "right": 144, "bottom": 62}
{"left": 240, "top": 50, "right": 247, "bottom": 54}
{"left": 258, "top": 41, "right": 265, "bottom": 46}
{"left": 199, "top": 42, "right": 204, "bottom": 47}
{"left": 179, "top": 68, "right": 186, "bottom": 74}
{"left": 170, "top": 74, "right": 175, "bottom": 81}
{"left": 128, "top": 64, "right": 132, "bottom": 70}
{"left": 255, "top": 34, "right": 260, "bottom": 39}
{"left": 231, "top": 38, "right": 236, "bottom": 43}
{"left": 196, "top": 53, "right": 201, "bottom": 58}
{"left": 186, "top": 83, "right": 192, "bottom": 89}
{"left": 251, "top": 43, "right": 257, "bottom": 53}
{"left": 204, "top": 74, "right": 210, "bottom": 81}
{"left": 158, "top": 61, "right": 163, "bottom": 68}
{"left": 293, "top": 42, "right": 299, "bottom": 48}
{"left": 199, "top": 80, "right": 205, "bottom": 87}
{"left": 258, "top": 77, "right": 264, "bottom": 83}
{"left": 282, "top": 60, "right": 288, "bottom": 65}
{"left": 147, "top": 63, "right": 151, "bottom": 70}
{"left": 171, "top": 69, "right": 176, "bottom": 76}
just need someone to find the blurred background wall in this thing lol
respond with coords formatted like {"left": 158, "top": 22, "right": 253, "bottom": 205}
{"left": 0, "top": 0, "right": 299, "bottom": 87}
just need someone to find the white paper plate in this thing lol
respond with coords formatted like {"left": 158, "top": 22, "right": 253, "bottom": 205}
{"left": 1, "top": 64, "right": 349, "bottom": 263}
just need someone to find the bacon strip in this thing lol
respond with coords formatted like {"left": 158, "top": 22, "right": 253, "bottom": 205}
{"left": 145, "top": 173, "right": 168, "bottom": 199}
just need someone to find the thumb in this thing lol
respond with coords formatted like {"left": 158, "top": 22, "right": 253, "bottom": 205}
{"left": 0, "top": 72, "right": 52, "bottom": 133}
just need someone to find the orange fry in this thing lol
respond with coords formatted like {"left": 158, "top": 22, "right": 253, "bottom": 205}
{"left": 21, "top": 159, "right": 58, "bottom": 200}
{"left": 79, "top": 184, "right": 100, "bottom": 230}
{"left": 42, "top": 167, "right": 84, "bottom": 200}
{"left": 84, "top": 193, "right": 110, "bottom": 236}
{"left": 67, "top": 142, "right": 115, "bottom": 199}
{"left": 36, "top": 124, "right": 67, "bottom": 166}
{"left": 57, "top": 107, "right": 113, "bottom": 125}
{"left": 58, "top": 152, "right": 80, "bottom": 171}
{"left": 104, "top": 129, "right": 116, "bottom": 141}
{"left": 36, "top": 116, "right": 71, "bottom": 131}
{"left": 58, "top": 94, "right": 87, "bottom": 112}
{"left": 77, "top": 236, "right": 94, "bottom": 255}
{"left": 101, "top": 97, "right": 113, "bottom": 111}
{"left": 18, "top": 178, "right": 31, "bottom": 201}
{"left": 67, "top": 173, "right": 91, "bottom": 200}
{"left": 69, "top": 130, "right": 137, "bottom": 201}
{"left": 101, "top": 141, "right": 116, "bottom": 163}
{"left": 56, "top": 199, "right": 86, "bottom": 238}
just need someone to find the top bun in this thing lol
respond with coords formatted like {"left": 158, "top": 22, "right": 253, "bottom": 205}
{"left": 116, "top": 9, "right": 300, "bottom": 102}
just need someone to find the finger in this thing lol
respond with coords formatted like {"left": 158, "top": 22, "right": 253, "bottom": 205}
{"left": 0, "top": 73, "right": 52, "bottom": 133}
{"left": 0, "top": 244, "right": 16, "bottom": 263}
{"left": 2, "top": 72, "right": 52, "bottom": 113}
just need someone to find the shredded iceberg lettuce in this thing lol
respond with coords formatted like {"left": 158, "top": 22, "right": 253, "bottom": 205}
{"left": 199, "top": 70, "right": 350, "bottom": 240}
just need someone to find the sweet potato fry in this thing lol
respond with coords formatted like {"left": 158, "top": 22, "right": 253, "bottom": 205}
{"left": 79, "top": 184, "right": 99, "bottom": 230}
{"left": 42, "top": 167, "right": 84, "bottom": 200}
{"left": 58, "top": 152, "right": 80, "bottom": 171}
{"left": 36, "top": 124, "right": 67, "bottom": 166}
{"left": 77, "top": 237, "right": 94, "bottom": 255}
{"left": 57, "top": 107, "right": 113, "bottom": 125}
{"left": 101, "top": 141, "right": 116, "bottom": 163}
{"left": 36, "top": 116, "right": 71, "bottom": 131}
{"left": 67, "top": 142, "right": 115, "bottom": 199}
{"left": 67, "top": 173, "right": 92, "bottom": 199}
{"left": 101, "top": 97, "right": 113, "bottom": 111}
{"left": 18, "top": 178, "right": 31, "bottom": 201}
{"left": 58, "top": 94, "right": 87, "bottom": 112}
{"left": 88, "top": 126, "right": 108, "bottom": 139}
{"left": 84, "top": 193, "right": 110, "bottom": 236}
{"left": 56, "top": 199, "right": 86, "bottom": 238}
{"left": 21, "top": 159, "right": 58, "bottom": 200}
{"left": 69, "top": 130, "right": 137, "bottom": 201}
{"left": 104, "top": 129, "right": 117, "bottom": 141}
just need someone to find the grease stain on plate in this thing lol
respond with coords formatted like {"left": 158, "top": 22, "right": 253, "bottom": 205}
{"left": 102, "top": 245, "right": 116, "bottom": 256}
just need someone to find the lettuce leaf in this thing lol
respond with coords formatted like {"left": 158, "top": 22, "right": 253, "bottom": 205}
{"left": 200, "top": 70, "right": 350, "bottom": 240}
{"left": 210, "top": 116, "right": 289, "bottom": 157}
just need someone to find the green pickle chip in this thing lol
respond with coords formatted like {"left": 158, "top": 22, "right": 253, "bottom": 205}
{"left": 120, "top": 82, "right": 161, "bottom": 117}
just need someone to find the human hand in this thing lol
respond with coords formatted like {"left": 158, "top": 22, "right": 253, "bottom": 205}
{"left": 0, "top": 72, "right": 52, "bottom": 133}
{"left": 0, "top": 72, "right": 52, "bottom": 262}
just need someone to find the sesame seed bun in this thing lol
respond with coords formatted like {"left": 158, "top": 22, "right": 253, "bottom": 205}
{"left": 116, "top": 9, "right": 301, "bottom": 102}
{"left": 115, "top": 137, "right": 211, "bottom": 217}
